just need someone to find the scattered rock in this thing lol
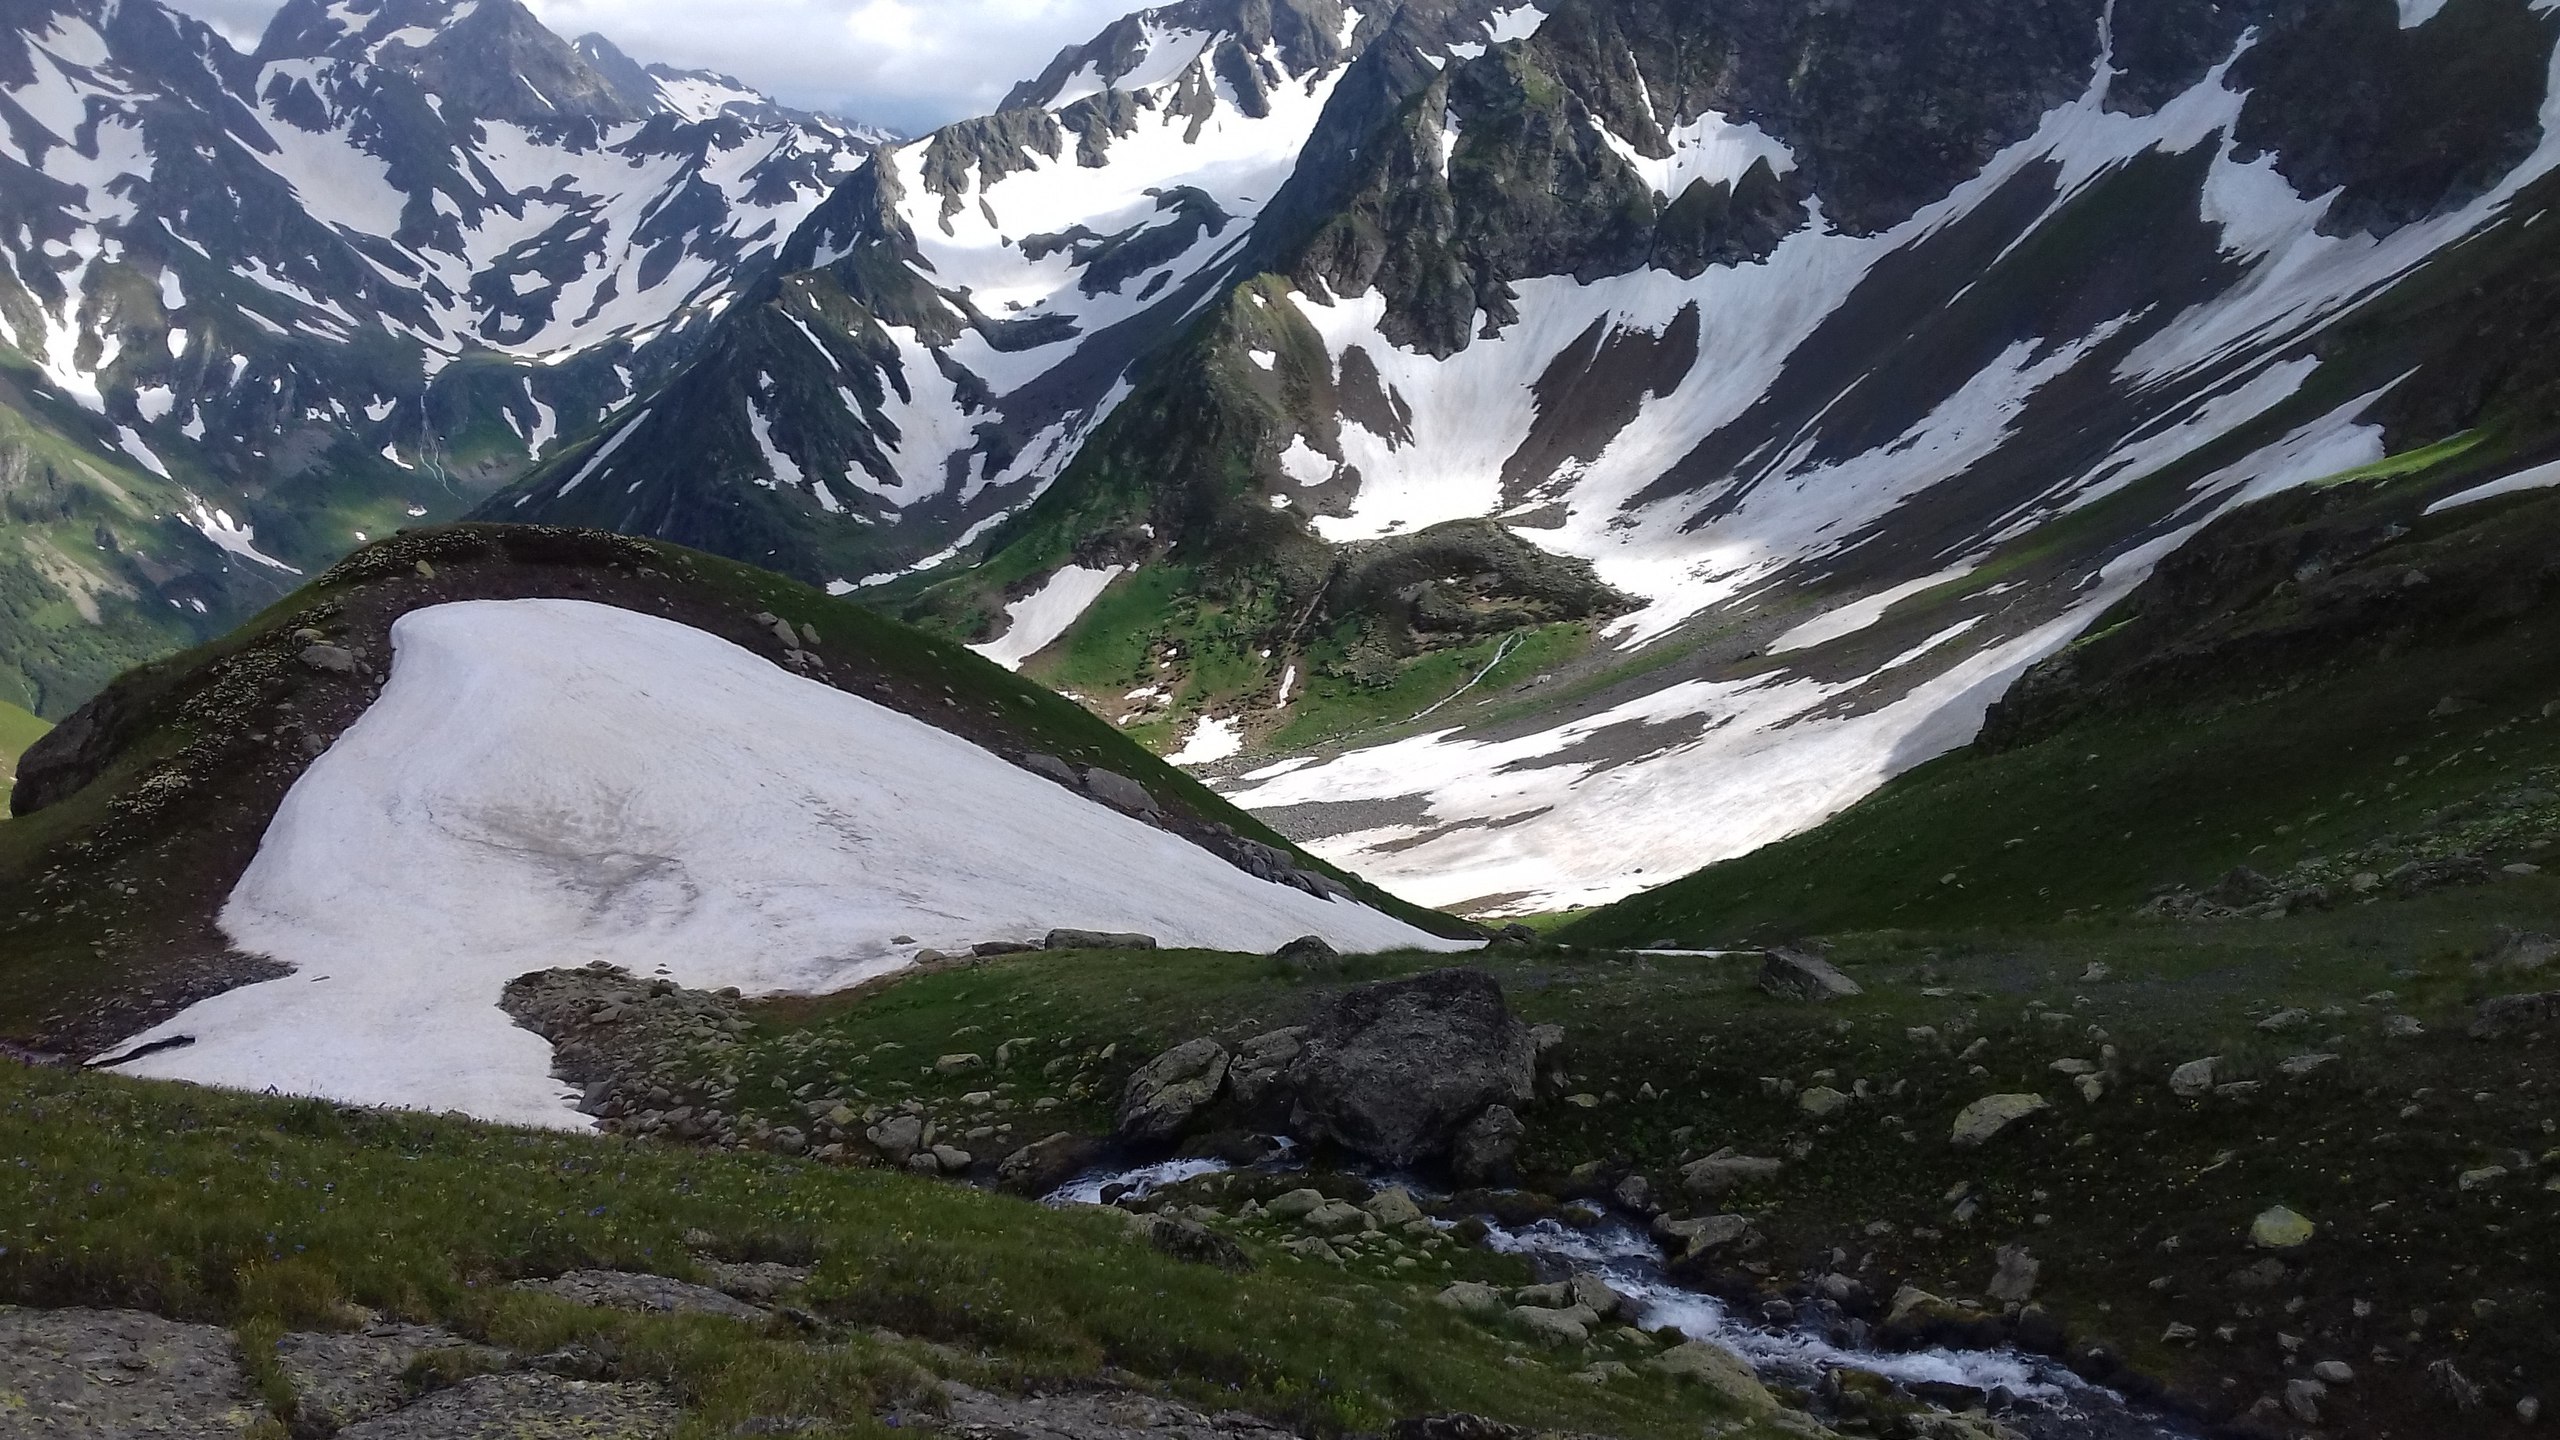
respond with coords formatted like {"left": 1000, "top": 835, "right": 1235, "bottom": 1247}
{"left": 1449, "top": 1103, "right": 1525, "bottom": 1184}
{"left": 2169, "top": 1057, "right": 2220, "bottom": 1098}
{"left": 938, "top": 1381, "right": 1297, "bottom": 1440}
{"left": 1117, "top": 1039, "right": 1230, "bottom": 1146}
{"left": 1272, "top": 935, "right": 1339, "bottom": 972}
{"left": 1680, "top": 1149, "right": 1784, "bottom": 1196}
{"left": 2432, "top": 1358, "right": 2486, "bottom": 1411}
{"left": 997, "top": 1133, "right": 1107, "bottom": 1196}
{"left": 1226, "top": 1027, "right": 1307, "bottom": 1115}
{"left": 1646, "top": 1339, "right": 1777, "bottom": 1411}
{"left": 1987, "top": 1245, "right": 2040, "bottom": 1304}
{"left": 935, "top": 1053, "right": 987, "bottom": 1074}
{"left": 2278, "top": 1053, "right": 2340, "bottom": 1077}
{"left": 1083, "top": 769, "right": 1160, "bottom": 816}
{"left": 2249, "top": 1206, "right": 2315, "bottom": 1250}
{"left": 2256, "top": 1009, "right": 2312, "bottom": 1034}
{"left": 2459, "top": 1165, "right": 2510, "bottom": 1191}
{"left": 2473, "top": 991, "right": 2560, "bottom": 1040}
{"left": 1510, "top": 1305, "right": 1595, "bottom": 1348}
{"left": 1135, "top": 1215, "right": 1253, "bottom": 1272}
{"left": 1285, "top": 968, "right": 1538, "bottom": 1168}
{"left": 1654, "top": 1213, "right": 1757, "bottom": 1265}
{"left": 2381, "top": 1013, "right": 2425, "bottom": 1039}
{"left": 1366, "top": 1186, "right": 1426, "bottom": 1227}
{"left": 336, "top": 1373, "right": 677, "bottom": 1439}
{"left": 2312, "top": 1360, "right": 2356, "bottom": 1385}
{"left": 1798, "top": 1085, "right": 1852, "bottom": 1118}
{"left": 1950, "top": 1094, "right": 2049, "bottom": 1148}
{"left": 1045, "top": 929, "right": 1158, "bottom": 951}
{"left": 1023, "top": 753, "right": 1077, "bottom": 786}
{"left": 299, "top": 644, "right": 360, "bottom": 674}
{"left": 0, "top": 1306, "right": 261, "bottom": 1435}
{"left": 279, "top": 1324, "right": 509, "bottom": 1432}
{"left": 866, "top": 1114, "right": 925, "bottom": 1164}
{"left": 1263, "top": 1188, "right": 1327, "bottom": 1222}
{"left": 1436, "top": 1281, "right": 1505, "bottom": 1317}
{"left": 512, "top": 1270, "right": 768, "bottom": 1322}
{"left": 1757, "top": 948, "right": 1864, "bottom": 1001}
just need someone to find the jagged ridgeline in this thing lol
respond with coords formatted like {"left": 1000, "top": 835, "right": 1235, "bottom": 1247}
{"left": 0, "top": 0, "right": 893, "bottom": 719}
{"left": 488, "top": 0, "right": 2560, "bottom": 917}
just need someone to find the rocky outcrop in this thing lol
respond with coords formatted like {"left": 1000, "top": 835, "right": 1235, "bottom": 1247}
{"left": 1285, "top": 968, "right": 1538, "bottom": 1168}
{"left": 1117, "top": 1038, "right": 1231, "bottom": 1145}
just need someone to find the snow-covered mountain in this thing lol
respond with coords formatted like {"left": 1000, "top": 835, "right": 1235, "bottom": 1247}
{"left": 0, "top": 0, "right": 887, "bottom": 714}
{"left": 495, "top": 0, "right": 2560, "bottom": 917}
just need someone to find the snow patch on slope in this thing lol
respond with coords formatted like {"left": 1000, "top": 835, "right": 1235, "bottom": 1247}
{"left": 108, "top": 600, "right": 1461, "bottom": 1125}
{"left": 968, "top": 563, "right": 1126, "bottom": 669}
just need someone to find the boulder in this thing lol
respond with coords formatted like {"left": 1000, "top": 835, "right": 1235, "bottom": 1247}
{"left": 1083, "top": 768, "right": 1160, "bottom": 815}
{"left": 1285, "top": 968, "right": 1538, "bottom": 1167}
{"left": 1044, "top": 929, "right": 1158, "bottom": 951}
{"left": 1023, "top": 753, "right": 1078, "bottom": 786}
{"left": 1511, "top": 1304, "right": 1597, "bottom": 1348}
{"left": 1950, "top": 1094, "right": 2049, "bottom": 1147}
{"left": 1366, "top": 1186, "right": 1426, "bottom": 1228}
{"left": 2473, "top": 990, "right": 2560, "bottom": 1040}
{"left": 864, "top": 1114, "right": 924, "bottom": 1164}
{"left": 1273, "top": 935, "right": 1340, "bottom": 972}
{"left": 1798, "top": 1085, "right": 1852, "bottom": 1118}
{"left": 1987, "top": 1245, "right": 2039, "bottom": 1304}
{"left": 1116, "top": 1039, "right": 1229, "bottom": 1145}
{"left": 1449, "top": 1104, "right": 1525, "bottom": 1184}
{"left": 1757, "top": 948, "right": 1864, "bottom": 1001}
{"left": 2250, "top": 1205, "right": 2315, "bottom": 1250}
{"left": 1227, "top": 1027, "right": 1308, "bottom": 1114}
{"left": 1680, "top": 1149, "right": 1783, "bottom": 1196}
{"left": 1566, "top": 1272, "right": 1628, "bottom": 1320}
{"left": 1654, "top": 1213, "right": 1757, "bottom": 1265}
{"left": 1303, "top": 1201, "right": 1372, "bottom": 1234}
{"left": 299, "top": 644, "right": 360, "bottom": 674}
{"left": 1264, "top": 1188, "right": 1328, "bottom": 1222}
{"left": 1436, "top": 1281, "right": 1505, "bottom": 1318}
{"left": 1646, "top": 1340, "right": 1776, "bottom": 1411}
{"left": 2160, "top": 1050, "right": 2222, "bottom": 1091}
{"left": 995, "top": 1133, "right": 1106, "bottom": 1196}
{"left": 1138, "top": 1215, "right": 1252, "bottom": 1272}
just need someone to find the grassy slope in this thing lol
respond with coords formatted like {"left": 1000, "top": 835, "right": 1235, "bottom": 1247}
{"left": 0, "top": 699, "right": 45, "bottom": 790}
{"left": 0, "top": 1061, "right": 1786, "bottom": 1440}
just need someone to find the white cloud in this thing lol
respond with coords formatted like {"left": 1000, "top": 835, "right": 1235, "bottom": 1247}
{"left": 162, "top": 0, "right": 1139, "bottom": 133}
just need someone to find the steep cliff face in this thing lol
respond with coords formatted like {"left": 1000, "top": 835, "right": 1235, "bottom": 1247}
{"left": 0, "top": 0, "right": 885, "bottom": 715}
{"left": 496, "top": 0, "right": 2560, "bottom": 913}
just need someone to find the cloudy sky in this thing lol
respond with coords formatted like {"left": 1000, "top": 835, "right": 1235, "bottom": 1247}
{"left": 162, "top": 0, "right": 1137, "bottom": 133}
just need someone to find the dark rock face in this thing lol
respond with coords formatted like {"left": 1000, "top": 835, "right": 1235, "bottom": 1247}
{"left": 1448, "top": 1103, "right": 1525, "bottom": 1184}
{"left": 1117, "top": 1038, "right": 1231, "bottom": 1145}
{"left": 1286, "top": 967, "right": 1537, "bottom": 1167}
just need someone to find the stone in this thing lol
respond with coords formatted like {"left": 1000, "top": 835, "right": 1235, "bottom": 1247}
{"left": 1798, "top": 1085, "right": 1852, "bottom": 1118}
{"left": 1450, "top": 1104, "right": 1525, "bottom": 1184}
{"left": 1273, "top": 935, "right": 1340, "bottom": 971}
{"left": 513, "top": 1270, "right": 767, "bottom": 1321}
{"left": 2312, "top": 1360, "right": 2356, "bottom": 1385}
{"left": 1280, "top": 1236, "right": 1341, "bottom": 1264}
{"left": 1654, "top": 1213, "right": 1757, "bottom": 1264}
{"left": 1613, "top": 1173, "right": 1654, "bottom": 1212}
{"left": 2250, "top": 1205, "right": 2316, "bottom": 1250}
{"left": 2381, "top": 1013, "right": 2425, "bottom": 1039}
{"left": 279, "top": 1324, "right": 506, "bottom": 1431}
{"left": 1680, "top": 1149, "right": 1784, "bottom": 1195}
{"left": 1950, "top": 1094, "right": 2049, "bottom": 1147}
{"left": 929, "top": 1144, "right": 973, "bottom": 1172}
{"left": 1264, "top": 1188, "right": 1328, "bottom": 1222}
{"left": 1566, "top": 1272, "right": 1628, "bottom": 1320}
{"left": 1646, "top": 1340, "right": 1777, "bottom": 1411}
{"left": 1083, "top": 768, "right": 1160, "bottom": 815}
{"left": 865, "top": 1114, "right": 924, "bottom": 1163}
{"left": 2257, "top": 1008, "right": 2312, "bottom": 1033}
{"left": 1285, "top": 968, "right": 1538, "bottom": 1168}
{"left": 972, "top": 941, "right": 1039, "bottom": 957}
{"left": 1117, "top": 1038, "right": 1230, "bottom": 1145}
{"left": 2473, "top": 991, "right": 2560, "bottom": 1040}
{"left": 0, "top": 1306, "right": 262, "bottom": 1435}
{"left": 1226, "top": 1027, "right": 1308, "bottom": 1114}
{"left": 2074, "top": 1073, "right": 2106, "bottom": 1104}
{"left": 299, "top": 643, "right": 360, "bottom": 674}
{"left": 2279, "top": 1052, "right": 2340, "bottom": 1077}
{"left": 1987, "top": 1245, "right": 2040, "bottom": 1304}
{"left": 2459, "top": 1165, "right": 2510, "bottom": 1191}
{"left": 1023, "top": 753, "right": 1077, "bottom": 785}
{"left": 2169, "top": 1057, "right": 2220, "bottom": 1098}
{"left": 1437, "top": 1281, "right": 1506, "bottom": 1317}
{"left": 2284, "top": 1378, "right": 2327, "bottom": 1424}
{"left": 2432, "top": 1359, "right": 2486, "bottom": 1411}
{"left": 1510, "top": 1305, "right": 1595, "bottom": 1348}
{"left": 1303, "top": 1201, "right": 1372, "bottom": 1234}
{"left": 1366, "top": 1186, "right": 1426, "bottom": 1227}
{"left": 1044, "top": 929, "right": 1158, "bottom": 951}
{"left": 1757, "top": 948, "right": 1863, "bottom": 1001}
{"left": 335, "top": 1373, "right": 678, "bottom": 1439}
{"left": 934, "top": 1052, "right": 987, "bottom": 1074}
{"left": 1138, "top": 1215, "right": 1253, "bottom": 1272}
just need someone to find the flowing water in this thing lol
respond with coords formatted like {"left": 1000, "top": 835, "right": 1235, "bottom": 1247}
{"left": 1047, "top": 1159, "right": 2199, "bottom": 1439}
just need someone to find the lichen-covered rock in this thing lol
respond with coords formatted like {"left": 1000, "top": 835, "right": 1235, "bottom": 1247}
{"left": 0, "top": 1306, "right": 262, "bottom": 1437}
{"left": 335, "top": 1372, "right": 678, "bottom": 1439}
{"left": 1645, "top": 1339, "right": 1777, "bottom": 1412}
{"left": 1285, "top": 968, "right": 1536, "bottom": 1167}
{"left": 1949, "top": 1093, "right": 2049, "bottom": 1147}
{"left": 1117, "top": 1038, "right": 1230, "bottom": 1145}
{"left": 511, "top": 1269, "right": 768, "bottom": 1322}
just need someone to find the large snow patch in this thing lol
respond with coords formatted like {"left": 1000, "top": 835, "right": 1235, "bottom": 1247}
{"left": 107, "top": 599, "right": 1460, "bottom": 1126}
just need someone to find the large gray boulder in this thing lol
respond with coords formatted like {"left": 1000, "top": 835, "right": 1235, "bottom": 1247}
{"left": 1287, "top": 968, "right": 1537, "bottom": 1167}
{"left": 1117, "top": 1038, "right": 1230, "bottom": 1144}
{"left": 1757, "top": 948, "right": 1863, "bottom": 1000}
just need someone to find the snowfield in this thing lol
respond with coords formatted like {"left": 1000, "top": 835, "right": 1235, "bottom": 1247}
{"left": 104, "top": 599, "right": 1461, "bottom": 1126}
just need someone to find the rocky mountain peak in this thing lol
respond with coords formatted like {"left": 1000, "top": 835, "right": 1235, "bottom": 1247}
{"left": 256, "top": 0, "right": 648, "bottom": 122}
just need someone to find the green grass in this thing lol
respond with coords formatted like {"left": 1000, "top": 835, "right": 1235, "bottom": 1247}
{"left": 1268, "top": 623, "right": 1594, "bottom": 751}
{"left": 0, "top": 1063, "right": 1789, "bottom": 1440}
{"left": 0, "top": 699, "right": 46, "bottom": 788}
